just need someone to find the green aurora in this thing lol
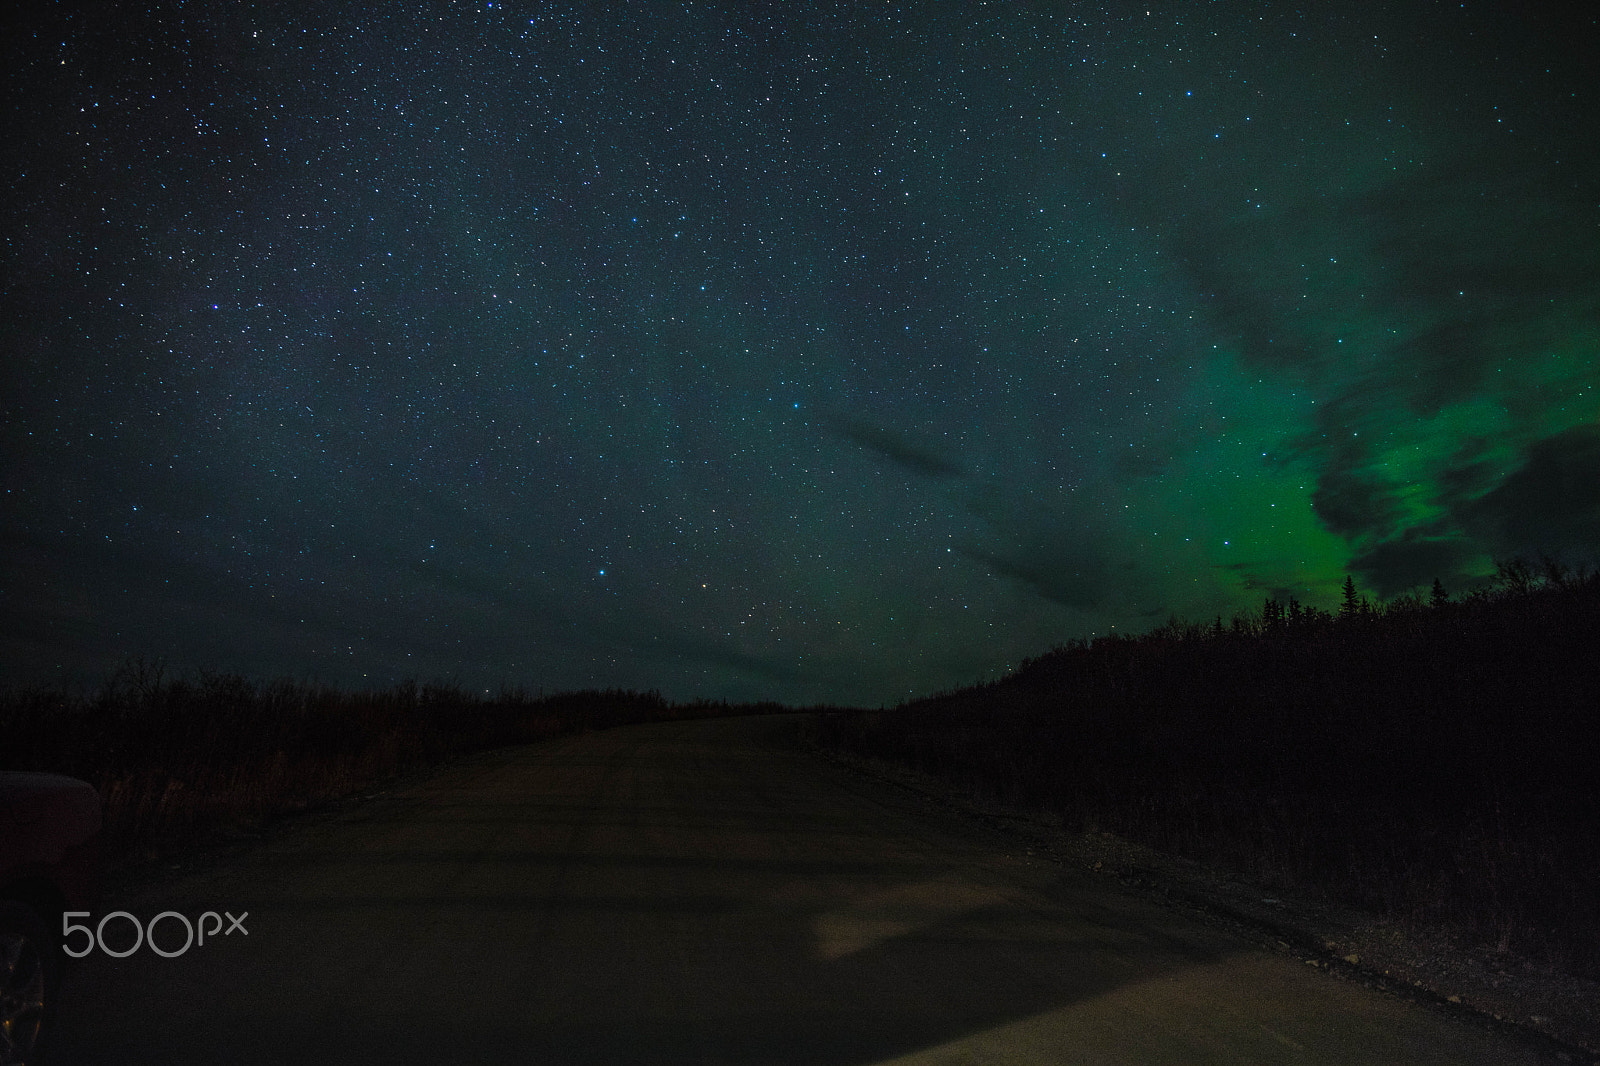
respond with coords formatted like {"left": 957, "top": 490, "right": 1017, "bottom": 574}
{"left": 3, "top": 3, "right": 1596, "bottom": 704}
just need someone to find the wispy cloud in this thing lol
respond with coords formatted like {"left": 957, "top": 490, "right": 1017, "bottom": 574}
{"left": 830, "top": 416, "right": 964, "bottom": 478}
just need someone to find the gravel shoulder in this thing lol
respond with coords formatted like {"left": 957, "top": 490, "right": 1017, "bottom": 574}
{"left": 801, "top": 733, "right": 1600, "bottom": 1063}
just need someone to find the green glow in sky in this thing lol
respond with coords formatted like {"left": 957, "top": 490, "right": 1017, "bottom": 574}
{"left": 4, "top": 3, "right": 1596, "bottom": 704}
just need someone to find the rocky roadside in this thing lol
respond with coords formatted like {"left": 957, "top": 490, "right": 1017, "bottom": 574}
{"left": 806, "top": 740, "right": 1600, "bottom": 1064}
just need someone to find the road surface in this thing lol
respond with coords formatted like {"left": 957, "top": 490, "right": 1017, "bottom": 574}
{"left": 54, "top": 714, "right": 1548, "bottom": 1064}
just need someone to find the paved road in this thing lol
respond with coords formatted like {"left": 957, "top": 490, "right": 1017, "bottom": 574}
{"left": 55, "top": 714, "right": 1546, "bottom": 1064}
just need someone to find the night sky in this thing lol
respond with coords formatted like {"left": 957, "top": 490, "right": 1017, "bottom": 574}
{"left": 4, "top": 2, "right": 1597, "bottom": 706}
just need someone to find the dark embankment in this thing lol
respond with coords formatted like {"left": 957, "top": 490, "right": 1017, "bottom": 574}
{"left": 814, "top": 562, "right": 1600, "bottom": 978}
{"left": 0, "top": 669, "right": 798, "bottom": 874}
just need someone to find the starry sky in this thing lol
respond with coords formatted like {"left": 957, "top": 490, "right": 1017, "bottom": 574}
{"left": 4, "top": 2, "right": 1597, "bottom": 706}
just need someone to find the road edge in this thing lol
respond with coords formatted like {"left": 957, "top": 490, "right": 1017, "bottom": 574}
{"left": 795, "top": 723, "right": 1599, "bottom": 1065}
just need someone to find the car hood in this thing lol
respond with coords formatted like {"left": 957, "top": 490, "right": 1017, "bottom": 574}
{"left": 0, "top": 772, "right": 103, "bottom": 873}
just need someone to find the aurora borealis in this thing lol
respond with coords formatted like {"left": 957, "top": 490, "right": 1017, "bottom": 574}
{"left": 4, "top": 3, "right": 1597, "bottom": 706}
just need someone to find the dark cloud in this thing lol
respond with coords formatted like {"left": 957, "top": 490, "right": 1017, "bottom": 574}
{"left": 1308, "top": 452, "right": 1407, "bottom": 544}
{"left": 957, "top": 541, "right": 1124, "bottom": 612}
{"left": 830, "top": 416, "right": 964, "bottom": 478}
{"left": 1209, "top": 561, "right": 1300, "bottom": 606}
{"left": 1387, "top": 318, "right": 1502, "bottom": 417}
{"left": 1434, "top": 436, "right": 1502, "bottom": 511}
{"left": 1160, "top": 130, "right": 1600, "bottom": 598}
{"left": 1461, "top": 424, "right": 1600, "bottom": 558}
{"left": 953, "top": 541, "right": 1107, "bottom": 605}
{"left": 956, "top": 489, "right": 1135, "bottom": 613}
{"left": 1344, "top": 427, "right": 1600, "bottom": 598}
{"left": 1168, "top": 243, "right": 1320, "bottom": 377}
{"left": 1349, "top": 530, "right": 1481, "bottom": 600}
{"left": 1180, "top": 155, "right": 1598, "bottom": 397}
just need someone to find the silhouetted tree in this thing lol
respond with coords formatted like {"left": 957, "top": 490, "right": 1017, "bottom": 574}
{"left": 1430, "top": 578, "right": 1449, "bottom": 607}
{"left": 1539, "top": 552, "right": 1571, "bottom": 589}
{"left": 1496, "top": 556, "right": 1534, "bottom": 595}
{"left": 1263, "top": 597, "right": 1284, "bottom": 628}
{"left": 1341, "top": 575, "right": 1359, "bottom": 617}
